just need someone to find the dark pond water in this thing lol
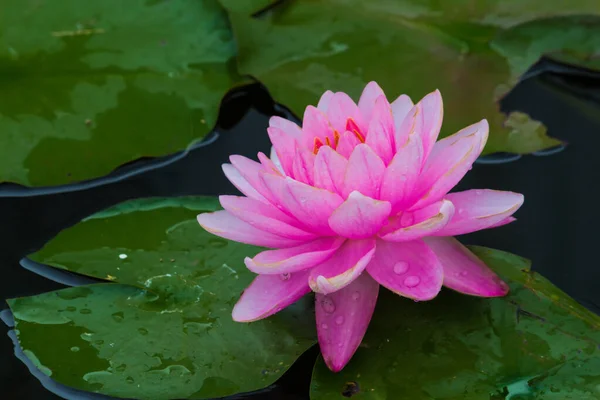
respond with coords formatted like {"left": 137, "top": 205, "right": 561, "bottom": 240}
{"left": 1, "top": 59, "right": 599, "bottom": 399}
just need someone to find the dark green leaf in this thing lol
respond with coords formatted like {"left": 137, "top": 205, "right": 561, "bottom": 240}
{"left": 16, "top": 196, "right": 317, "bottom": 399}
{"left": 310, "top": 246, "right": 600, "bottom": 399}
{"left": 220, "top": 1, "right": 600, "bottom": 154}
{"left": 0, "top": 0, "right": 238, "bottom": 186}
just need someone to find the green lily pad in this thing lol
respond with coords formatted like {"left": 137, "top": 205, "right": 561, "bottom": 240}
{"left": 220, "top": 1, "right": 600, "bottom": 154}
{"left": 14, "top": 196, "right": 316, "bottom": 398}
{"left": 0, "top": 0, "right": 238, "bottom": 187}
{"left": 310, "top": 246, "right": 600, "bottom": 399}
{"left": 491, "top": 15, "right": 600, "bottom": 78}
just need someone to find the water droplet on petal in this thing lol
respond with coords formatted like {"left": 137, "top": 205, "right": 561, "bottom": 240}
{"left": 393, "top": 261, "right": 409, "bottom": 275}
{"left": 280, "top": 273, "right": 291, "bottom": 281}
{"left": 321, "top": 297, "right": 336, "bottom": 313}
{"left": 458, "top": 208, "right": 464, "bottom": 215}
{"left": 404, "top": 275, "right": 420, "bottom": 287}
{"left": 460, "top": 270, "right": 468, "bottom": 277}
{"left": 335, "top": 316, "right": 344, "bottom": 325}
{"left": 352, "top": 292, "right": 360, "bottom": 301}
{"left": 475, "top": 190, "right": 483, "bottom": 196}
{"left": 321, "top": 323, "right": 328, "bottom": 330}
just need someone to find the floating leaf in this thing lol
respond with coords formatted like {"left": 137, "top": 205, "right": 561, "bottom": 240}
{"left": 220, "top": 1, "right": 600, "bottom": 154}
{"left": 0, "top": 0, "right": 238, "bottom": 186}
{"left": 15, "top": 197, "right": 316, "bottom": 399}
{"left": 310, "top": 246, "right": 600, "bottom": 399}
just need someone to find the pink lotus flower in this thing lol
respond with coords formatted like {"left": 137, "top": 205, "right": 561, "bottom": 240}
{"left": 197, "top": 82, "right": 524, "bottom": 372}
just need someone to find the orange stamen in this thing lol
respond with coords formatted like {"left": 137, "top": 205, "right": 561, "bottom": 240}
{"left": 325, "top": 136, "right": 331, "bottom": 146}
{"left": 313, "top": 137, "right": 324, "bottom": 154}
{"left": 333, "top": 130, "right": 340, "bottom": 147}
{"left": 345, "top": 118, "right": 365, "bottom": 143}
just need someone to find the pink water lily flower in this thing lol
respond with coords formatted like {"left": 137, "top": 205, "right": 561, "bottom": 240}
{"left": 197, "top": 82, "right": 524, "bottom": 372}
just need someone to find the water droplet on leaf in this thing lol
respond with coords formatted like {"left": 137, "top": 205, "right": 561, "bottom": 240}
{"left": 79, "top": 309, "right": 92, "bottom": 314}
{"left": 111, "top": 312, "right": 124, "bottom": 322}
{"left": 126, "top": 376, "right": 134, "bottom": 384}
{"left": 138, "top": 328, "right": 148, "bottom": 335}
{"left": 70, "top": 346, "right": 80, "bottom": 352}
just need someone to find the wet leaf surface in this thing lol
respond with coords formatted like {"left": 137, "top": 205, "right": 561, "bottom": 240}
{"left": 0, "top": 0, "right": 238, "bottom": 187}
{"left": 220, "top": 0, "right": 600, "bottom": 154}
{"left": 13, "top": 197, "right": 316, "bottom": 399}
{"left": 310, "top": 246, "right": 600, "bottom": 399}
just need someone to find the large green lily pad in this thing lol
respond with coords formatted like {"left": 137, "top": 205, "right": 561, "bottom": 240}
{"left": 310, "top": 247, "right": 600, "bottom": 399}
{"left": 219, "top": 0, "right": 600, "bottom": 154}
{"left": 0, "top": 0, "right": 238, "bottom": 187}
{"left": 12, "top": 197, "right": 316, "bottom": 399}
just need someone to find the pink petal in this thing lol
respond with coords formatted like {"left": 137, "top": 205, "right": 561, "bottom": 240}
{"left": 433, "top": 190, "right": 524, "bottom": 236}
{"left": 424, "top": 237, "right": 509, "bottom": 297}
{"left": 358, "top": 81, "right": 386, "bottom": 123}
{"left": 315, "top": 272, "right": 379, "bottom": 372}
{"left": 391, "top": 94, "right": 414, "bottom": 134}
{"left": 267, "top": 126, "right": 297, "bottom": 176}
{"left": 229, "top": 155, "right": 273, "bottom": 202}
{"left": 317, "top": 90, "right": 335, "bottom": 112}
{"left": 328, "top": 191, "right": 391, "bottom": 239}
{"left": 303, "top": 105, "right": 335, "bottom": 148}
{"left": 313, "top": 146, "right": 347, "bottom": 194}
{"left": 197, "top": 210, "right": 303, "bottom": 248}
{"left": 269, "top": 147, "right": 284, "bottom": 174}
{"left": 269, "top": 116, "right": 302, "bottom": 139}
{"left": 380, "top": 132, "right": 423, "bottom": 213}
{"left": 232, "top": 270, "right": 311, "bottom": 322}
{"left": 258, "top": 152, "right": 283, "bottom": 175}
{"left": 261, "top": 174, "right": 344, "bottom": 235}
{"left": 336, "top": 130, "right": 361, "bottom": 158}
{"left": 291, "top": 147, "right": 316, "bottom": 185}
{"left": 219, "top": 195, "right": 317, "bottom": 241}
{"left": 342, "top": 144, "right": 386, "bottom": 199}
{"left": 244, "top": 237, "right": 345, "bottom": 274}
{"left": 327, "top": 92, "right": 365, "bottom": 134}
{"left": 222, "top": 163, "right": 268, "bottom": 203}
{"left": 379, "top": 200, "right": 454, "bottom": 242}
{"left": 393, "top": 103, "right": 419, "bottom": 151}
{"left": 365, "top": 95, "right": 395, "bottom": 164}
{"left": 416, "top": 89, "right": 443, "bottom": 160}
{"left": 489, "top": 216, "right": 517, "bottom": 229}
{"left": 309, "top": 239, "right": 376, "bottom": 294}
{"left": 366, "top": 239, "right": 443, "bottom": 301}
{"left": 409, "top": 119, "right": 489, "bottom": 210}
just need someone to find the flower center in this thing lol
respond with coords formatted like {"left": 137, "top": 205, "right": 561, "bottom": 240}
{"left": 312, "top": 118, "right": 365, "bottom": 154}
